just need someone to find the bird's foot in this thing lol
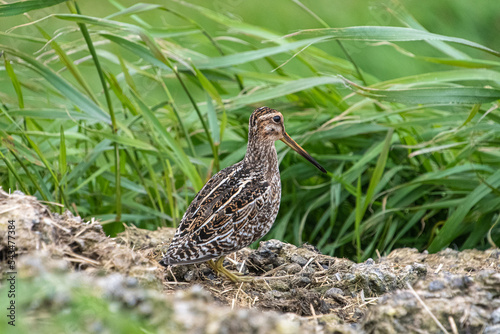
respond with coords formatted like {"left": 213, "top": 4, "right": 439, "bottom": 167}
{"left": 207, "top": 257, "right": 253, "bottom": 283}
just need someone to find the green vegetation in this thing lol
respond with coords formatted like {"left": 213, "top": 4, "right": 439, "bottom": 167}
{"left": 1, "top": 0, "right": 499, "bottom": 261}
{"left": 0, "top": 269, "right": 176, "bottom": 334}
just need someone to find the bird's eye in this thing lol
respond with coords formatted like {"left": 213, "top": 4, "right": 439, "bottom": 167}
{"left": 273, "top": 115, "right": 281, "bottom": 123}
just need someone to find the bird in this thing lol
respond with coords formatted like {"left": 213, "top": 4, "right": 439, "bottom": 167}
{"left": 159, "top": 107, "right": 326, "bottom": 282}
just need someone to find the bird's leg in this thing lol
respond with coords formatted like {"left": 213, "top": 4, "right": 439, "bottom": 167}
{"left": 207, "top": 256, "right": 252, "bottom": 283}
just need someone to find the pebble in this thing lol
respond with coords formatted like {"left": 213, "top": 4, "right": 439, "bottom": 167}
{"left": 292, "top": 276, "right": 311, "bottom": 287}
{"left": 184, "top": 271, "right": 194, "bottom": 282}
{"left": 491, "top": 307, "right": 500, "bottom": 324}
{"left": 484, "top": 325, "right": 500, "bottom": 334}
{"left": 325, "top": 287, "right": 344, "bottom": 298}
{"left": 290, "top": 254, "right": 308, "bottom": 266}
{"left": 410, "top": 263, "right": 427, "bottom": 276}
{"left": 365, "top": 258, "right": 375, "bottom": 265}
{"left": 428, "top": 280, "right": 445, "bottom": 292}
{"left": 450, "top": 276, "right": 473, "bottom": 289}
{"left": 285, "top": 263, "right": 302, "bottom": 274}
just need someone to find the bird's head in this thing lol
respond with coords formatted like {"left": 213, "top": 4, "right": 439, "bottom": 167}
{"left": 248, "top": 107, "right": 327, "bottom": 173}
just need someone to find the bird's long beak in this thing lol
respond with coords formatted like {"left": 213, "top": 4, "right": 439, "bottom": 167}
{"left": 281, "top": 132, "right": 327, "bottom": 173}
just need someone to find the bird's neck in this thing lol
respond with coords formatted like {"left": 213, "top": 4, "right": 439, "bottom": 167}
{"left": 243, "top": 137, "right": 279, "bottom": 179}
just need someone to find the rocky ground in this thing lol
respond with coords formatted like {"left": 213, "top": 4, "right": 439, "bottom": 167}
{"left": 1, "top": 189, "right": 499, "bottom": 333}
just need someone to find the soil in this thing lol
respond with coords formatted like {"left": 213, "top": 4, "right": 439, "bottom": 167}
{"left": 1, "top": 189, "right": 499, "bottom": 333}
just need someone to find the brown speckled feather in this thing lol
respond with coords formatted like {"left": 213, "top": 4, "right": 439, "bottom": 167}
{"left": 160, "top": 107, "right": 325, "bottom": 267}
{"left": 162, "top": 160, "right": 279, "bottom": 265}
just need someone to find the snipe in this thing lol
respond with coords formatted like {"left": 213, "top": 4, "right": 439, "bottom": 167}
{"left": 160, "top": 107, "right": 326, "bottom": 282}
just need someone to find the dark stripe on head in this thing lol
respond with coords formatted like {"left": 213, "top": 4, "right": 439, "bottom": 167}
{"left": 249, "top": 106, "right": 277, "bottom": 127}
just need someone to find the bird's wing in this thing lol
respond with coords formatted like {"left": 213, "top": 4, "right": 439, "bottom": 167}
{"left": 165, "top": 163, "right": 269, "bottom": 263}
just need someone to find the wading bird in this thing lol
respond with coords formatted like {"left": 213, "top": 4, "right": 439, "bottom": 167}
{"left": 160, "top": 107, "right": 326, "bottom": 282}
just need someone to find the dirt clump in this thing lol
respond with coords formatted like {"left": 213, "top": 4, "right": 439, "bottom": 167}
{"left": 158, "top": 239, "right": 430, "bottom": 324}
{"left": 364, "top": 270, "right": 500, "bottom": 333}
{"left": 10, "top": 251, "right": 323, "bottom": 334}
{"left": 0, "top": 189, "right": 160, "bottom": 285}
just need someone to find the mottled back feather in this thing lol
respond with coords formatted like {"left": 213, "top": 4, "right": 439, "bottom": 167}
{"left": 160, "top": 107, "right": 285, "bottom": 266}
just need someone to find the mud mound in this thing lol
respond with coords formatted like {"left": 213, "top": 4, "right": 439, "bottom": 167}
{"left": 0, "top": 189, "right": 159, "bottom": 284}
{"left": 364, "top": 270, "right": 500, "bottom": 333}
{"left": 159, "top": 239, "right": 427, "bottom": 322}
{"left": 1, "top": 188, "right": 499, "bottom": 333}
{"left": 10, "top": 252, "right": 320, "bottom": 334}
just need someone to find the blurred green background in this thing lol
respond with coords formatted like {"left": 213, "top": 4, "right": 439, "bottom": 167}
{"left": 1, "top": 0, "right": 499, "bottom": 261}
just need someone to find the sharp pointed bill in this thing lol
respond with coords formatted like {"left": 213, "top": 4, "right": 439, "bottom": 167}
{"left": 280, "top": 132, "right": 327, "bottom": 173}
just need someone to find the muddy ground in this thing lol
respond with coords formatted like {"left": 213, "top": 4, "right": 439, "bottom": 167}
{"left": 0, "top": 189, "right": 499, "bottom": 333}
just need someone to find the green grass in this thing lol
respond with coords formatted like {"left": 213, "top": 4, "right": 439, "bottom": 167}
{"left": 1, "top": 0, "right": 499, "bottom": 261}
{"left": 0, "top": 270, "right": 177, "bottom": 334}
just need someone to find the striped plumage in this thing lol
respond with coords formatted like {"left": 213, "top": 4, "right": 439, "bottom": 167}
{"left": 160, "top": 107, "right": 326, "bottom": 281}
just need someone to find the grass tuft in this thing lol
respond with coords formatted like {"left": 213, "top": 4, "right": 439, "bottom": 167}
{"left": 0, "top": 0, "right": 499, "bottom": 258}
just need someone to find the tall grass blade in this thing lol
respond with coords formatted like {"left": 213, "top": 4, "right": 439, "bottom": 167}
{"left": 1, "top": 47, "right": 111, "bottom": 124}
{"left": 363, "top": 129, "right": 394, "bottom": 213}
{"left": 288, "top": 26, "right": 500, "bottom": 57}
{"left": 193, "top": 37, "right": 330, "bottom": 70}
{"left": 230, "top": 76, "right": 343, "bottom": 107}
{"left": 0, "top": 150, "right": 29, "bottom": 194}
{"left": 59, "top": 125, "right": 67, "bottom": 176}
{"left": 344, "top": 78, "right": 500, "bottom": 105}
{"left": 387, "top": 0, "right": 469, "bottom": 59}
{"left": 428, "top": 170, "right": 500, "bottom": 252}
{"left": 3, "top": 54, "right": 24, "bottom": 108}
{"left": 354, "top": 177, "right": 362, "bottom": 262}
{"left": 130, "top": 91, "right": 203, "bottom": 191}
{"left": 0, "top": 0, "right": 68, "bottom": 17}
{"left": 68, "top": 1, "right": 122, "bottom": 220}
